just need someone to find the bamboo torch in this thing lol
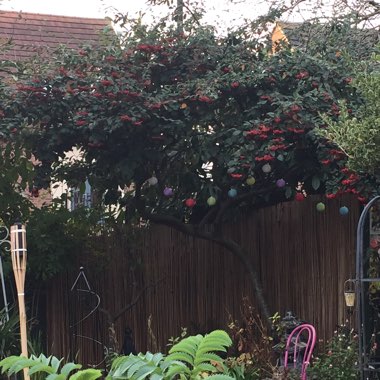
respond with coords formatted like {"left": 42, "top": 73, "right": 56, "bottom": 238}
{"left": 10, "top": 223, "right": 30, "bottom": 380}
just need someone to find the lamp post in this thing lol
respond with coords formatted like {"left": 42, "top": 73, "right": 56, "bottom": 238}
{"left": 10, "top": 222, "right": 30, "bottom": 380}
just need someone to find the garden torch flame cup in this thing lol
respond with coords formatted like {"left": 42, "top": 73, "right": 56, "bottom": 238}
{"left": 10, "top": 223, "right": 29, "bottom": 380}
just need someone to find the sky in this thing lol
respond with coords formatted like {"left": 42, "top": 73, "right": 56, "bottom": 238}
{"left": 2, "top": 0, "right": 376, "bottom": 29}
{"left": 0, "top": 0, "right": 271, "bottom": 28}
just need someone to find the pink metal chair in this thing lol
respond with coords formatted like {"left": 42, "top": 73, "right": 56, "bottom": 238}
{"left": 283, "top": 324, "right": 316, "bottom": 380}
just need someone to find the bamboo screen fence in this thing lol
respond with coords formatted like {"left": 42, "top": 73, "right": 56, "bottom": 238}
{"left": 45, "top": 195, "right": 360, "bottom": 367}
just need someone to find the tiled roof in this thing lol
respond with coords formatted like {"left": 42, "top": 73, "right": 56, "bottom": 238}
{"left": 0, "top": 11, "right": 110, "bottom": 60}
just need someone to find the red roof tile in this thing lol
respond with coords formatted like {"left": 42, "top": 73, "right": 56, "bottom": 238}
{"left": 0, "top": 11, "right": 110, "bottom": 60}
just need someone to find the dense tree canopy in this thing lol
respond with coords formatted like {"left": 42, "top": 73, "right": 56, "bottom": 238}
{"left": 1, "top": 19, "right": 376, "bottom": 316}
{"left": 3, "top": 24, "right": 365, "bottom": 214}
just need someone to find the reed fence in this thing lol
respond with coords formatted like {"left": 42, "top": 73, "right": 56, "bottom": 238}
{"left": 45, "top": 195, "right": 360, "bottom": 367}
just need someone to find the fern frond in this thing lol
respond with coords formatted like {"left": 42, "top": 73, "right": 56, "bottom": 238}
{"left": 165, "top": 352, "right": 194, "bottom": 366}
{"left": 164, "top": 363, "right": 191, "bottom": 379}
{"left": 193, "top": 352, "right": 223, "bottom": 366}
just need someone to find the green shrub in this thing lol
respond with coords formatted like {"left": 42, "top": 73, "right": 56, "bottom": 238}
{"left": 0, "top": 330, "right": 234, "bottom": 380}
{"left": 0, "top": 307, "right": 20, "bottom": 360}
{"left": 107, "top": 329, "right": 234, "bottom": 379}
{"left": 0, "top": 354, "right": 102, "bottom": 380}
{"left": 308, "top": 325, "right": 357, "bottom": 380}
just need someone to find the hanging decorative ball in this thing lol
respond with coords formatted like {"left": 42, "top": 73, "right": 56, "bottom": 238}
{"left": 262, "top": 163, "right": 272, "bottom": 173}
{"left": 316, "top": 202, "right": 326, "bottom": 212}
{"left": 163, "top": 187, "right": 173, "bottom": 197}
{"left": 246, "top": 177, "right": 256, "bottom": 186}
{"left": 207, "top": 196, "right": 216, "bottom": 206}
{"left": 228, "top": 188, "right": 237, "bottom": 198}
{"left": 185, "top": 198, "right": 196, "bottom": 208}
{"left": 295, "top": 192, "right": 305, "bottom": 202}
{"left": 339, "top": 206, "right": 349, "bottom": 215}
{"left": 147, "top": 176, "right": 158, "bottom": 186}
{"left": 276, "top": 178, "right": 286, "bottom": 188}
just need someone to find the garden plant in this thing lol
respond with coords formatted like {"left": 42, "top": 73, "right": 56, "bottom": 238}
{"left": 0, "top": 14, "right": 373, "bottom": 318}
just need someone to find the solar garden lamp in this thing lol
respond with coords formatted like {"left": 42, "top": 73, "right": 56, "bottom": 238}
{"left": 344, "top": 279, "right": 356, "bottom": 308}
{"left": 10, "top": 222, "right": 30, "bottom": 380}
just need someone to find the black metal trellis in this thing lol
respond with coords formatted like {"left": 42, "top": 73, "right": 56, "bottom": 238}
{"left": 356, "top": 196, "right": 380, "bottom": 379}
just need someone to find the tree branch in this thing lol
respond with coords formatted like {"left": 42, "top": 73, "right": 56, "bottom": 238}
{"left": 139, "top": 207, "right": 270, "bottom": 319}
{"left": 113, "top": 278, "right": 166, "bottom": 322}
{"left": 99, "top": 277, "right": 166, "bottom": 323}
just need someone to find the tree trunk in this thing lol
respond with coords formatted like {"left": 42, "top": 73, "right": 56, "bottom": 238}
{"left": 203, "top": 235, "right": 271, "bottom": 321}
{"left": 175, "top": 0, "right": 184, "bottom": 33}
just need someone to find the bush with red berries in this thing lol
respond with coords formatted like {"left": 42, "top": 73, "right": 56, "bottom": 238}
{"left": 1, "top": 22, "right": 372, "bottom": 221}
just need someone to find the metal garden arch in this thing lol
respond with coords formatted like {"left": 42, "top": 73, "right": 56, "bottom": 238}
{"left": 356, "top": 195, "right": 380, "bottom": 379}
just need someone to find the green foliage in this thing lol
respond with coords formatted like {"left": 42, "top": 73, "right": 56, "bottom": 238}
{"left": 106, "top": 330, "right": 234, "bottom": 379}
{"left": 0, "top": 53, "right": 35, "bottom": 225}
{"left": 165, "top": 329, "right": 232, "bottom": 378}
{"left": 167, "top": 327, "right": 188, "bottom": 348}
{"left": 223, "top": 356, "right": 260, "bottom": 380}
{"left": 0, "top": 141, "right": 35, "bottom": 225}
{"left": 320, "top": 51, "right": 380, "bottom": 175}
{"left": 308, "top": 326, "right": 358, "bottom": 380}
{"left": 228, "top": 298, "right": 275, "bottom": 378}
{"left": 0, "top": 354, "right": 102, "bottom": 380}
{"left": 1, "top": 18, "right": 367, "bottom": 223}
{"left": 26, "top": 205, "right": 106, "bottom": 281}
{"left": 0, "top": 307, "right": 20, "bottom": 360}
{"left": 106, "top": 352, "right": 171, "bottom": 380}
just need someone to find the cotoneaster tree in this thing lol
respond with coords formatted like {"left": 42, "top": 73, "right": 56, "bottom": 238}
{"left": 2, "top": 21, "right": 374, "bottom": 317}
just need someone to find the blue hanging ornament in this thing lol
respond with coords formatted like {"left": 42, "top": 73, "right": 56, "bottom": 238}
{"left": 228, "top": 188, "right": 237, "bottom": 198}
